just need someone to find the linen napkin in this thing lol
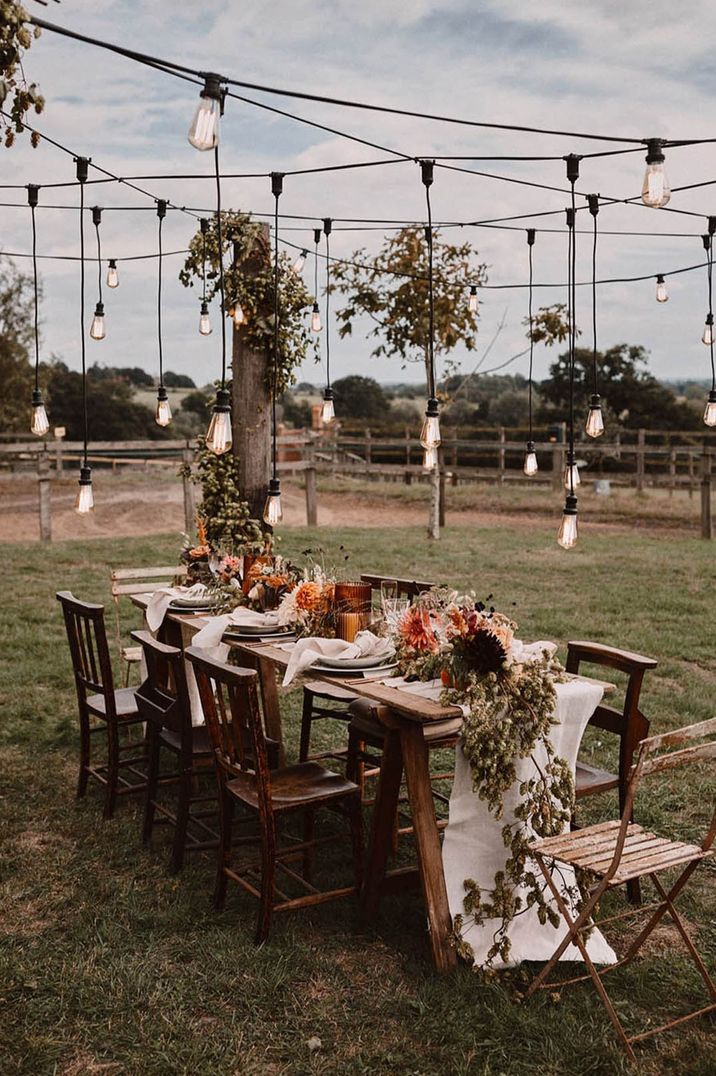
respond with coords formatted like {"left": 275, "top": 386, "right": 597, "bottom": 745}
{"left": 282, "top": 630, "right": 394, "bottom": 687}
{"left": 510, "top": 638, "right": 558, "bottom": 665}
{"left": 145, "top": 583, "right": 207, "bottom": 633}
{"left": 192, "top": 607, "right": 281, "bottom": 649}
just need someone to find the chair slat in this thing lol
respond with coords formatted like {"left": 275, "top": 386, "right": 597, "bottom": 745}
{"left": 641, "top": 717, "right": 716, "bottom": 753}
{"left": 642, "top": 740, "right": 716, "bottom": 775}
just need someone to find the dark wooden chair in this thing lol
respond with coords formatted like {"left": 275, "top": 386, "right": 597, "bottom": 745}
{"left": 297, "top": 574, "right": 435, "bottom": 775}
{"left": 527, "top": 717, "right": 716, "bottom": 1064}
{"left": 186, "top": 646, "right": 363, "bottom": 943}
{"left": 110, "top": 565, "right": 186, "bottom": 684}
{"left": 566, "top": 640, "right": 658, "bottom": 903}
{"left": 132, "top": 630, "right": 220, "bottom": 874}
{"left": 57, "top": 590, "right": 146, "bottom": 818}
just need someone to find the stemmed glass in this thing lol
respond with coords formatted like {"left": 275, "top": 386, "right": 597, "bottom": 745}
{"left": 380, "top": 579, "right": 399, "bottom": 614}
{"left": 384, "top": 596, "right": 409, "bottom": 633}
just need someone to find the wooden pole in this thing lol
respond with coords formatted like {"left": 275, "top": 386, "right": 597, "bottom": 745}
{"left": 669, "top": 448, "right": 676, "bottom": 498}
{"left": 636, "top": 428, "right": 646, "bottom": 491}
{"left": 305, "top": 442, "right": 317, "bottom": 526}
{"left": 365, "top": 428, "right": 372, "bottom": 473}
{"left": 701, "top": 447, "right": 712, "bottom": 540}
{"left": 182, "top": 446, "right": 195, "bottom": 534}
{"left": 232, "top": 227, "right": 272, "bottom": 524}
{"left": 37, "top": 453, "right": 52, "bottom": 542}
{"left": 438, "top": 448, "right": 446, "bottom": 528}
{"left": 498, "top": 426, "right": 506, "bottom": 485}
{"left": 404, "top": 427, "right": 411, "bottom": 485}
{"left": 551, "top": 444, "right": 562, "bottom": 492}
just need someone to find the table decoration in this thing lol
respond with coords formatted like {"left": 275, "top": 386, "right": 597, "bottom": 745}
{"left": 334, "top": 581, "right": 373, "bottom": 641}
{"left": 282, "top": 631, "right": 395, "bottom": 686}
{"left": 389, "top": 588, "right": 595, "bottom": 973}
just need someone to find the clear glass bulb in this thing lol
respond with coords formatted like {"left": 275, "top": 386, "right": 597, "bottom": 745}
{"left": 641, "top": 162, "right": 670, "bottom": 208}
{"left": 702, "top": 319, "right": 713, "bottom": 346}
{"left": 423, "top": 446, "right": 438, "bottom": 470}
{"left": 557, "top": 510, "right": 578, "bottom": 549}
{"left": 199, "top": 305, "right": 212, "bottom": 335}
{"left": 263, "top": 491, "right": 283, "bottom": 526}
{"left": 420, "top": 414, "right": 441, "bottom": 449}
{"left": 292, "top": 250, "right": 307, "bottom": 274}
{"left": 90, "top": 311, "right": 105, "bottom": 340}
{"left": 704, "top": 395, "right": 716, "bottom": 427}
{"left": 564, "top": 463, "right": 581, "bottom": 491}
{"left": 155, "top": 396, "right": 172, "bottom": 427}
{"left": 469, "top": 288, "right": 478, "bottom": 314}
{"left": 31, "top": 400, "right": 50, "bottom": 436}
{"left": 205, "top": 408, "right": 232, "bottom": 455}
{"left": 76, "top": 477, "right": 94, "bottom": 514}
{"left": 106, "top": 262, "right": 119, "bottom": 288}
{"left": 656, "top": 277, "right": 668, "bottom": 303}
{"left": 311, "top": 305, "right": 322, "bottom": 333}
{"left": 233, "top": 304, "right": 245, "bottom": 327}
{"left": 188, "top": 95, "right": 220, "bottom": 151}
{"left": 585, "top": 404, "right": 605, "bottom": 438}
{"left": 523, "top": 449, "right": 538, "bottom": 477}
{"left": 321, "top": 396, "right": 335, "bottom": 424}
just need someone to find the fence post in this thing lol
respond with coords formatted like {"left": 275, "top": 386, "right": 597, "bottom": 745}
{"left": 365, "top": 428, "right": 372, "bottom": 472}
{"left": 438, "top": 448, "right": 446, "bottom": 528}
{"left": 669, "top": 448, "right": 676, "bottom": 497}
{"left": 404, "top": 427, "right": 411, "bottom": 485}
{"left": 636, "top": 428, "right": 646, "bottom": 491}
{"left": 38, "top": 453, "right": 52, "bottom": 542}
{"left": 498, "top": 426, "right": 506, "bottom": 485}
{"left": 182, "top": 446, "right": 195, "bottom": 534}
{"left": 551, "top": 444, "right": 563, "bottom": 491}
{"left": 688, "top": 450, "right": 695, "bottom": 500}
{"left": 305, "top": 443, "right": 318, "bottom": 527}
{"left": 701, "top": 447, "right": 712, "bottom": 540}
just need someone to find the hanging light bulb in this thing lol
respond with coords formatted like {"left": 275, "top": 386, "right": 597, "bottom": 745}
{"left": 89, "top": 301, "right": 105, "bottom": 340}
{"left": 188, "top": 74, "right": 223, "bottom": 151}
{"left": 30, "top": 389, "right": 49, "bottom": 436}
{"left": 523, "top": 441, "right": 538, "bottom": 477}
{"left": 468, "top": 284, "right": 478, "bottom": 314}
{"left": 585, "top": 393, "right": 605, "bottom": 438}
{"left": 641, "top": 139, "right": 671, "bottom": 208}
{"left": 76, "top": 465, "right": 94, "bottom": 514}
{"left": 106, "top": 258, "right": 119, "bottom": 289}
{"left": 557, "top": 494, "right": 579, "bottom": 549}
{"left": 292, "top": 249, "right": 308, "bottom": 274}
{"left": 321, "top": 386, "right": 335, "bottom": 424}
{"left": 205, "top": 387, "right": 232, "bottom": 455}
{"left": 199, "top": 301, "right": 212, "bottom": 336}
{"left": 420, "top": 397, "right": 441, "bottom": 449}
{"left": 702, "top": 314, "right": 714, "bottom": 346}
{"left": 262, "top": 477, "right": 283, "bottom": 526}
{"left": 704, "top": 390, "right": 716, "bottom": 427}
{"left": 563, "top": 450, "right": 581, "bottom": 490}
{"left": 231, "top": 303, "right": 246, "bottom": 327}
{"left": 655, "top": 274, "right": 668, "bottom": 303}
{"left": 155, "top": 385, "right": 172, "bottom": 427}
{"left": 423, "top": 445, "right": 438, "bottom": 470}
{"left": 311, "top": 302, "right": 322, "bottom": 333}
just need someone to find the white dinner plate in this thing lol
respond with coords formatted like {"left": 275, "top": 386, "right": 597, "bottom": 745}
{"left": 225, "top": 623, "right": 285, "bottom": 635}
{"left": 224, "top": 628, "right": 295, "bottom": 640}
{"left": 317, "top": 652, "right": 396, "bottom": 670}
{"left": 311, "top": 660, "right": 398, "bottom": 677}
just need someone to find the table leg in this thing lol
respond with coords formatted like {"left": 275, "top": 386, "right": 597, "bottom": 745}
{"left": 360, "top": 726, "right": 403, "bottom": 923}
{"left": 400, "top": 722, "right": 457, "bottom": 973}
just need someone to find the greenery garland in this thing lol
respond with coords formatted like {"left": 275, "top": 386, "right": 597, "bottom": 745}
{"left": 179, "top": 441, "right": 264, "bottom": 555}
{"left": 1, "top": 3, "right": 44, "bottom": 148}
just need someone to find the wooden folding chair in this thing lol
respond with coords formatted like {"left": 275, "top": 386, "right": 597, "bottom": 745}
{"left": 186, "top": 646, "right": 363, "bottom": 943}
{"left": 110, "top": 565, "right": 187, "bottom": 684}
{"left": 526, "top": 717, "right": 716, "bottom": 1064}
{"left": 57, "top": 590, "right": 147, "bottom": 818}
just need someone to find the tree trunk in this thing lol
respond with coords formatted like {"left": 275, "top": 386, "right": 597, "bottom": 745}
{"left": 231, "top": 225, "right": 271, "bottom": 524}
{"left": 427, "top": 468, "right": 440, "bottom": 540}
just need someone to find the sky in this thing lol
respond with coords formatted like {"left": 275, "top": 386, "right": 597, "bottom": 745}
{"left": 4, "top": 0, "right": 716, "bottom": 392}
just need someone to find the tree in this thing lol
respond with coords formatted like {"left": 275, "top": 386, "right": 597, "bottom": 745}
{"left": 0, "top": 254, "right": 38, "bottom": 433}
{"left": 88, "top": 363, "right": 154, "bottom": 387}
{"left": 1, "top": 3, "right": 45, "bottom": 149}
{"left": 330, "top": 227, "right": 487, "bottom": 387}
{"left": 46, "top": 362, "right": 169, "bottom": 440}
{"left": 330, "top": 375, "right": 389, "bottom": 420}
{"left": 180, "top": 389, "right": 212, "bottom": 418}
{"left": 164, "top": 370, "right": 196, "bottom": 388}
{"left": 539, "top": 344, "right": 699, "bottom": 430}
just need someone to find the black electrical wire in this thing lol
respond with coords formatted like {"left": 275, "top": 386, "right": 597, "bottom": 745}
{"left": 214, "top": 146, "right": 227, "bottom": 389}
{"left": 708, "top": 235, "right": 715, "bottom": 392}
{"left": 271, "top": 177, "right": 282, "bottom": 482}
{"left": 324, "top": 225, "right": 331, "bottom": 393}
{"left": 94, "top": 210, "right": 103, "bottom": 307}
{"left": 570, "top": 180, "right": 577, "bottom": 498}
{"left": 29, "top": 194, "right": 40, "bottom": 391}
{"left": 527, "top": 231, "right": 534, "bottom": 444}
{"left": 157, "top": 204, "right": 164, "bottom": 389}
{"left": 591, "top": 198, "right": 599, "bottom": 395}
{"left": 424, "top": 165, "right": 436, "bottom": 400}
{"left": 78, "top": 165, "right": 88, "bottom": 467}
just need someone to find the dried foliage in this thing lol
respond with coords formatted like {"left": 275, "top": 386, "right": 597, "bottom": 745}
{"left": 1, "top": 3, "right": 44, "bottom": 148}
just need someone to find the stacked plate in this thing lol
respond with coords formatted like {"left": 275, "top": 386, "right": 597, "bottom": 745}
{"left": 310, "top": 653, "right": 398, "bottom": 677}
{"left": 167, "top": 595, "right": 218, "bottom": 613}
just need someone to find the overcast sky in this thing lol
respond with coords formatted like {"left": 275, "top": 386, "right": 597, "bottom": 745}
{"left": 4, "top": 0, "right": 716, "bottom": 391}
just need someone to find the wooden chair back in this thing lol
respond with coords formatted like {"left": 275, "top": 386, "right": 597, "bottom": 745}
{"left": 360, "top": 573, "right": 435, "bottom": 601}
{"left": 566, "top": 641, "right": 657, "bottom": 780}
{"left": 56, "top": 590, "right": 117, "bottom": 714}
{"left": 132, "top": 630, "right": 193, "bottom": 748}
{"left": 185, "top": 646, "right": 272, "bottom": 812}
{"left": 110, "top": 565, "right": 187, "bottom": 600}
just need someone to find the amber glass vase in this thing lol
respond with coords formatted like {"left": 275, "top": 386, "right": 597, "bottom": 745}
{"left": 333, "top": 581, "right": 372, "bottom": 642}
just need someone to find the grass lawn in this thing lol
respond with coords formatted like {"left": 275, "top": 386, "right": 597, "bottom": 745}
{"left": 1, "top": 524, "right": 715, "bottom": 1075}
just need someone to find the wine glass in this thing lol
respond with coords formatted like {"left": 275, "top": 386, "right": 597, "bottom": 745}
{"left": 380, "top": 579, "right": 399, "bottom": 615}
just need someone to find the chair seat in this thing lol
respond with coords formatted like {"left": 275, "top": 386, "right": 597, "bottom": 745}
{"left": 349, "top": 703, "right": 462, "bottom": 745}
{"left": 227, "top": 761, "right": 359, "bottom": 813}
{"left": 159, "top": 725, "right": 213, "bottom": 756}
{"left": 86, "top": 687, "right": 139, "bottom": 720}
{"left": 533, "top": 819, "right": 710, "bottom": 884}
{"left": 575, "top": 761, "right": 619, "bottom": 797}
{"left": 304, "top": 680, "right": 358, "bottom": 704}
{"left": 121, "top": 645, "right": 143, "bottom": 664}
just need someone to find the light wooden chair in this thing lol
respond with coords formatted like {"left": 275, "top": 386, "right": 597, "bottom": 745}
{"left": 526, "top": 717, "right": 716, "bottom": 1064}
{"left": 110, "top": 565, "right": 186, "bottom": 684}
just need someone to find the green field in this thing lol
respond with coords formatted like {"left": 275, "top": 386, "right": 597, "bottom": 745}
{"left": 1, "top": 526, "right": 715, "bottom": 1075}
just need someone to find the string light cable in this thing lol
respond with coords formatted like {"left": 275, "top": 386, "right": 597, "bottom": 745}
{"left": 523, "top": 228, "right": 538, "bottom": 477}
{"left": 205, "top": 145, "right": 232, "bottom": 454}
{"left": 558, "top": 154, "right": 580, "bottom": 549}
{"left": 704, "top": 218, "right": 716, "bottom": 426}
{"left": 89, "top": 205, "right": 105, "bottom": 339}
{"left": 198, "top": 216, "right": 212, "bottom": 334}
{"left": 321, "top": 216, "right": 335, "bottom": 423}
{"left": 585, "top": 194, "right": 604, "bottom": 437}
{"left": 419, "top": 159, "right": 440, "bottom": 470}
{"left": 27, "top": 184, "right": 50, "bottom": 436}
{"left": 263, "top": 171, "right": 285, "bottom": 527}
{"left": 155, "top": 199, "right": 172, "bottom": 426}
{"left": 75, "top": 155, "right": 94, "bottom": 514}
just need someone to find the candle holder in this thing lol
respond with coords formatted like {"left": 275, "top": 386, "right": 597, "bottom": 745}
{"left": 333, "top": 581, "right": 372, "bottom": 642}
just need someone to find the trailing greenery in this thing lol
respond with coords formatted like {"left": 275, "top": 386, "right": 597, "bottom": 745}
{"left": 179, "top": 212, "right": 313, "bottom": 396}
{"left": 183, "top": 441, "right": 264, "bottom": 554}
{"left": 0, "top": 3, "right": 44, "bottom": 148}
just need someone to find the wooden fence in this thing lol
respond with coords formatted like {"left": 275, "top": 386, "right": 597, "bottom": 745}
{"left": 1, "top": 428, "right": 712, "bottom": 541}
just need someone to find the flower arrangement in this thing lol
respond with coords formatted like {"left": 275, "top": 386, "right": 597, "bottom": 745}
{"left": 179, "top": 516, "right": 214, "bottom": 585}
{"left": 244, "top": 556, "right": 299, "bottom": 612}
{"left": 390, "top": 589, "right": 579, "bottom": 972}
{"left": 277, "top": 572, "right": 336, "bottom": 637}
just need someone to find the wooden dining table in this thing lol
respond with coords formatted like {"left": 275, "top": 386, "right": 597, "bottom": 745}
{"left": 131, "top": 594, "right": 614, "bottom": 973}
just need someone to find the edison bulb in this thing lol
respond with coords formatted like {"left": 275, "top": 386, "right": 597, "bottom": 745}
{"left": 76, "top": 467, "right": 94, "bottom": 514}
{"left": 199, "top": 302, "right": 212, "bottom": 336}
{"left": 321, "top": 391, "right": 335, "bottom": 424}
{"left": 155, "top": 390, "right": 172, "bottom": 428}
{"left": 188, "top": 81, "right": 221, "bottom": 151}
{"left": 655, "top": 276, "right": 668, "bottom": 303}
{"left": 585, "top": 396, "right": 605, "bottom": 438}
{"left": 469, "top": 285, "right": 478, "bottom": 313}
{"left": 292, "top": 249, "right": 307, "bottom": 274}
{"left": 311, "top": 303, "right": 322, "bottom": 332}
{"left": 205, "top": 390, "right": 232, "bottom": 455}
{"left": 704, "top": 392, "right": 716, "bottom": 427}
{"left": 641, "top": 141, "right": 670, "bottom": 208}
{"left": 263, "top": 480, "right": 283, "bottom": 526}
{"left": 702, "top": 316, "right": 713, "bottom": 346}
{"left": 523, "top": 445, "right": 538, "bottom": 477}
{"left": 557, "top": 507, "right": 578, "bottom": 549}
{"left": 90, "top": 302, "right": 106, "bottom": 340}
{"left": 106, "top": 260, "right": 119, "bottom": 288}
{"left": 232, "top": 303, "right": 246, "bottom": 327}
{"left": 564, "top": 459, "right": 581, "bottom": 491}
{"left": 31, "top": 391, "right": 49, "bottom": 436}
